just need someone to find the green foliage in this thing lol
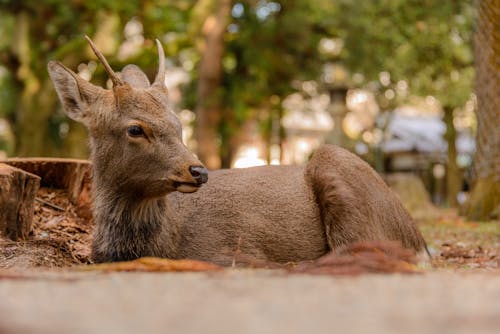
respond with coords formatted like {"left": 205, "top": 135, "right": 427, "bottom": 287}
{"left": 0, "top": 0, "right": 477, "bottom": 157}
{"left": 334, "top": 0, "right": 475, "bottom": 108}
{"left": 220, "top": 0, "right": 338, "bottom": 134}
{"left": 0, "top": 0, "right": 198, "bottom": 155}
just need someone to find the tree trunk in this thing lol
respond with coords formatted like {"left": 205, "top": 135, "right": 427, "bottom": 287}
{"left": 61, "top": 121, "right": 89, "bottom": 159}
{"left": 467, "top": 0, "right": 500, "bottom": 220}
{"left": 11, "top": 11, "right": 88, "bottom": 158}
{"left": 220, "top": 118, "right": 241, "bottom": 168}
{"left": 443, "top": 106, "right": 461, "bottom": 207}
{"left": 16, "top": 80, "right": 58, "bottom": 157}
{"left": 12, "top": 12, "right": 54, "bottom": 156}
{"left": 194, "top": 0, "right": 232, "bottom": 170}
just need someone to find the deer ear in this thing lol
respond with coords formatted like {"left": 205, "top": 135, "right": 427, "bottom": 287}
{"left": 121, "top": 64, "right": 151, "bottom": 88}
{"left": 47, "top": 61, "right": 102, "bottom": 125}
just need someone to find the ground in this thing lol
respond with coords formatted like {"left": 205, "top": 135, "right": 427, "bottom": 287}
{"left": 0, "top": 188, "right": 92, "bottom": 268}
{"left": 420, "top": 212, "right": 499, "bottom": 270}
{"left": 0, "top": 271, "right": 499, "bottom": 334}
{"left": 0, "top": 187, "right": 499, "bottom": 333}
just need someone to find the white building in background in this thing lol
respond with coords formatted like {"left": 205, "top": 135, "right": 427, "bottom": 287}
{"left": 382, "top": 107, "right": 476, "bottom": 171}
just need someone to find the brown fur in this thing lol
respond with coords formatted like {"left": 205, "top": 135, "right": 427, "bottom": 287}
{"left": 305, "top": 146, "right": 426, "bottom": 251}
{"left": 47, "top": 38, "right": 427, "bottom": 265}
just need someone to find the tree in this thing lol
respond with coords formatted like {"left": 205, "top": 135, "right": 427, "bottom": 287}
{"left": 0, "top": 0, "right": 196, "bottom": 157}
{"left": 218, "top": 0, "right": 337, "bottom": 166}
{"left": 192, "top": 0, "right": 232, "bottom": 169}
{"left": 467, "top": 0, "right": 499, "bottom": 220}
{"left": 333, "top": 0, "right": 475, "bottom": 207}
{"left": 0, "top": 1, "right": 135, "bottom": 157}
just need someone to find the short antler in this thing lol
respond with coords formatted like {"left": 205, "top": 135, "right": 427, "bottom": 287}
{"left": 152, "top": 39, "right": 166, "bottom": 88}
{"left": 85, "top": 35, "right": 124, "bottom": 87}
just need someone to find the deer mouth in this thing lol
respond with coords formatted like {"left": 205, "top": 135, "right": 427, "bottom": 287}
{"left": 174, "top": 181, "right": 202, "bottom": 193}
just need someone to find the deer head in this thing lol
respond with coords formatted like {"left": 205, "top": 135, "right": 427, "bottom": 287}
{"left": 48, "top": 36, "right": 208, "bottom": 198}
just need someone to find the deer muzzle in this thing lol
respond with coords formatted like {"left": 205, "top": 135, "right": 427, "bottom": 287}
{"left": 189, "top": 166, "right": 209, "bottom": 185}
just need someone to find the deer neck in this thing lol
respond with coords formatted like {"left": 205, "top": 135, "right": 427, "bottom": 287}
{"left": 91, "top": 182, "right": 180, "bottom": 262}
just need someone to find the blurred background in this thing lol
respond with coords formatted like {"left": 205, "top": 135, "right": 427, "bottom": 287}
{"left": 0, "top": 0, "right": 498, "bottom": 220}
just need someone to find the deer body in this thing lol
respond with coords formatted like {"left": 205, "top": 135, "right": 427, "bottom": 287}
{"left": 48, "top": 37, "right": 427, "bottom": 265}
{"left": 92, "top": 165, "right": 328, "bottom": 264}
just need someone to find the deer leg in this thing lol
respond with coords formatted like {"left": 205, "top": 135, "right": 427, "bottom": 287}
{"left": 305, "top": 145, "right": 427, "bottom": 253}
{"left": 307, "top": 168, "right": 375, "bottom": 250}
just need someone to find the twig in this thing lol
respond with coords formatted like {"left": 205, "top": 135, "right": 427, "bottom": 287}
{"left": 36, "top": 197, "right": 65, "bottom": 212}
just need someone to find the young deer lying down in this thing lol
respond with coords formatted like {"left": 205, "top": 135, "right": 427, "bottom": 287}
{"left": 48, "top": 37, "right": 428, "bottom": 265}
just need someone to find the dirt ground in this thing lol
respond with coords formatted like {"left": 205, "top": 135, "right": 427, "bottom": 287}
{"left": 419, "top": 211, "right": 499, "bottom": 270}
{"left": 0, "top": 188, "right": 93, "bottom": 269}
{"left": 0, "top": 270, "right": 499, "bottom": 334}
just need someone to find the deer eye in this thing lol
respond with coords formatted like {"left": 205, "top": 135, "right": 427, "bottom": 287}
{"left": 127, "top": 125, "right": 145, "bottom": 137}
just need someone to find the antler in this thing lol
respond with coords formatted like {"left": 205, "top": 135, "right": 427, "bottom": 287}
{"left": 152, "top": 39, "right": 166, "bottom": 88}
{"left": 84, "top": 35, "right": 124, "bottom": 87}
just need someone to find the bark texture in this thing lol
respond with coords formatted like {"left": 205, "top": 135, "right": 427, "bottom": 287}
{"left": 0, "top": 163, "right": 40, "bottom": 240}
{"left": 467, "top": 0, "right": 500, "bottom": 219}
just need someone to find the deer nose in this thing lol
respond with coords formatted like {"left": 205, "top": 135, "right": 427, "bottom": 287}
{"left": 189, "top": 166, "right": 209, "bottom": 184}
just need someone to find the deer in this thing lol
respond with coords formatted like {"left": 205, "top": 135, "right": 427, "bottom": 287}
{"left": 47, "top": 36, "right": 429, "bottom": 265}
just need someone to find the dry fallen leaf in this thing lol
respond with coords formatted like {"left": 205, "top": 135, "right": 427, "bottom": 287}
{"left": 290, "top": 241, "right": 421, "bottom": 276}
{"left": 77, "top": 257, "right": 221, "bottom": 273}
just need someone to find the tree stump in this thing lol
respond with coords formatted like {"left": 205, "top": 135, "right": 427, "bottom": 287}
{"left": 0, "top": 163, "right": 41, "bottom": 240}
{"left": 1, "top": 158, "right": 93, "bottom": 219}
